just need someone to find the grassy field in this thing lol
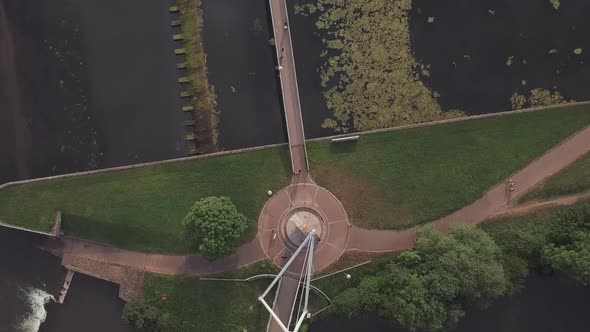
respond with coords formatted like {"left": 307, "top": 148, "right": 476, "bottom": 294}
{"left": 308, "top": 105, "right": 590, "bottom": 229}
{"left": 519, "top": 151, "right": 590, "bottom": 203}
{"left": 143, "top": 260, "right": 277, "bottom": 332}
{"left": 0, "top": 148, "right": 290, "bottom": 253}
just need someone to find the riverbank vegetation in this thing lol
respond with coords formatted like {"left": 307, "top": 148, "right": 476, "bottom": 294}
{"left": 309, "top": 105, "right": 590, "bottom": 229}
{"left": 124, "top": 260, "right": 276, "bottom": 331}
{"left": 520, "top": 151, "right": 590, "bottom": 202}
{"left": 295, "top": 0, "right": 463, "bottom": 133}
{"left": 175, "top": 0, "right": 219, "bottom": 151}
{"left": 313, "top": 202, "right": 590, "bottom": 330}
{"left": 0, "top": 148, "right": 291, "bottom": 252}
{"left": 322, "top": 226, "right": 511, "bottom": 331}
{"left": 481, "top": 202, "right": 590, "bottom": 286}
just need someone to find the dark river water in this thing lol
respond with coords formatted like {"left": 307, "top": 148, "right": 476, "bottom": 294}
{"left": 0, "top": 0, "right": 186, "bottom": 185}
{"left": 0, "top": 0, "right": 184, "bottom": 330}
{"left": 409, "top": 0, "right": 590, "bottom": 115}
{"left": 0, "top": 228, "right": 134, "bottom": 332}
{"left": 202, "top": 0, "right": 287, "bottom": 150}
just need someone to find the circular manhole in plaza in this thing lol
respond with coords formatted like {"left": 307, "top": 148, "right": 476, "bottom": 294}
{"left": 283, "top": 207, "right": 325, "bottom": 249}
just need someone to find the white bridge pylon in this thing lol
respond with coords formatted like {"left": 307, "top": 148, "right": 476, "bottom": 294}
{"left": 259, "top": 230, "right": 316, "bottom": 332}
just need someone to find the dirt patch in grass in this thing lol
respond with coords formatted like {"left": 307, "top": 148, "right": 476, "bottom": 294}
{"left": 314, "top": 164, "right": 415, "bottom": 229}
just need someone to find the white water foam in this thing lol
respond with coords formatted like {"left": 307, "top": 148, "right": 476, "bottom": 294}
{"left": 16, "top": 287, "right": 55, "bottom": 332}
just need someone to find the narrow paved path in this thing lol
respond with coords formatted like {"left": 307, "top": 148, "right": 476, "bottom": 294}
{"left": 52, "top": 236, "right": 265, "bottom": 276}
{"left": 266, "top": 0, "right": 312, "bottom": 330}
{"left": 493, "top": 191, "right": 590, "bottom": 218}
{"left": 348, "top": 124, "right": 590, "bottom": 252}
{"left": 269, "top": 0, "right": 308, "bottom": 179}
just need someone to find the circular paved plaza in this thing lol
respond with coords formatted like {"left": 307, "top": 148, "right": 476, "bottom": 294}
{"left": 257, "top": 181, "right": 350, "bottom": 274}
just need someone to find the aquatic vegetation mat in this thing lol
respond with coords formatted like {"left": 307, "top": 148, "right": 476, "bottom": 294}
{"left": 510, "top": 88, "right": 570, "bottom": 110}
{"left": 295, "top": 0, "right": 463, "bottom": 132}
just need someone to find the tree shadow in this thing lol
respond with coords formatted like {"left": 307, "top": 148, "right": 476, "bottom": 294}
{"left": 62, "top": 213, "right": 190, "bottom": 253}
{"left": 328, "top": 141, "right": 358, "bottom": 154}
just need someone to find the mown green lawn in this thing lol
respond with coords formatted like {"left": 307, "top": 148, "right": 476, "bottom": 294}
{"left": 308, "top": 105, "right": 590, "bottom": 229}
{"left": 519, "top": 151, "right": 590, "bottom": 203}
{"left": 143, "top": 261, "right": 276, "bottom": 332}
{"left": 0, "top": 148, "right": 291, "bottom": 253}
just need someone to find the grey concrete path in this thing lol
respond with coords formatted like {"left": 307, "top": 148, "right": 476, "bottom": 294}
{"left": 348, "top": 124, "right": 590, "bottom": 252}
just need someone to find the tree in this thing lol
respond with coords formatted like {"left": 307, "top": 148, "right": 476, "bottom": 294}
{"left": 333, "top": 225, "right": 510, "bottom": 331}
{"left": 549, "top": 204, "right": 590, "bottom": 245}
{"left": 543, "top": 231, "right": 590, "bottom": 286}
{"left": 182, "top": 196, "right": 248, "bottom": 260}
{"left": 380, "top": 265, "right": 456, "bottom": 332}
{"left": 123, "top": 299, "right": 162, "bottom": 331}
{"left": 413, "top": 226, "right": 509, "bottom": 308}
{"left": 332, "top": 276, "right": 382, "bottom": 318}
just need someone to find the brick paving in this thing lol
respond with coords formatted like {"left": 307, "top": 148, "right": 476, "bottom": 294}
{"left": 257, "top": 183, "right": 350, "bottom": 274}
{"left": 62, "top": 253, "right": 144, "bottom": 301}
{"left": 54, "top": 236, "right": 266, "bottom": 278}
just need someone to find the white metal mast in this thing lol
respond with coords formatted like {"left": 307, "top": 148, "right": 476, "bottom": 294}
{"left": 259, "top": 230, "right": 316, "bottom": 332}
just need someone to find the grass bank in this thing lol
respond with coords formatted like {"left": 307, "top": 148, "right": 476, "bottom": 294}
{"left": 308, "top": 105, "right": 590, "bottom": 229}
{"left": 140, "top": 260, "right": 277, "bottom": 331}
{"left": 0, "top": 148, "right": 290, "bottom": 252}
{"left": 519, "top": 151, "right": 590, "bottom": 203}
{"left": 175, "top": 0, "right": 218, "bottom": 152}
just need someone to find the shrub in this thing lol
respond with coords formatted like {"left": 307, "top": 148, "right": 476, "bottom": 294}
{"left": 123, "top": 299, "right": 165, "bottom": 331}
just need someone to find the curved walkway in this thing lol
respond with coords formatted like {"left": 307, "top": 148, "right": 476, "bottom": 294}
{"left": 258, "top": 182, "right": 350, "bottom": 274}
{"left": 348, "top": 123, "right": 590, "bottom": 252}
{"left": 41, "top": 122, "right": 590, "bottom": 276}
{"left": 46, "top": 123, "right": 590, "bottom": 272}
{"left": 53, "top": 236, "right": 266, "bottom": 276}
{"left": 493, "top": 191, "right": 590, "bottom": 218}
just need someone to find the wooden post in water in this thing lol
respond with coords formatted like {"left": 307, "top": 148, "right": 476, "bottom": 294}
{"left": 58, "top": 270, "right": 75, "bottom": 304}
